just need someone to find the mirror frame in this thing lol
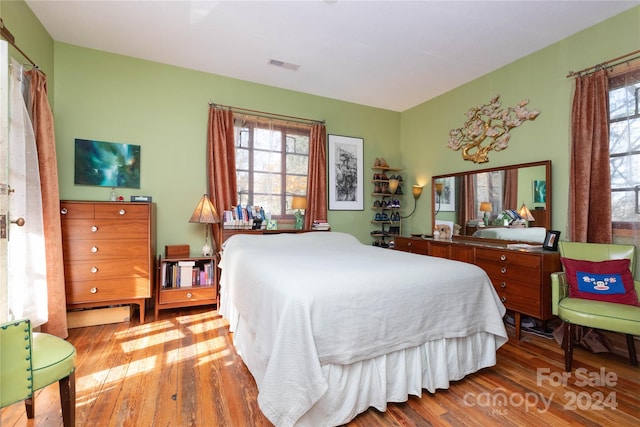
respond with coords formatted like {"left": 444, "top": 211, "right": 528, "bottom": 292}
{"left": 432, "top": 160, "right": 552, "bottom": 241}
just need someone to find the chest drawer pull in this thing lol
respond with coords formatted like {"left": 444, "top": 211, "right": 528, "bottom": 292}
{"left": 500, "top": 282, "right": 507, "bottom": 288}
{"left": 61, "top": 207, "right": 68, "bottom": 215}
{"left": 500, "top": 296, "right": 506, "bottom": 303}
{"left": 91, "top": 225, "right": 98, "bottom": 232}
{"left": 500, "top": 254, "right": 507, "bottom": 261}
{"left": 119, "top": 209, "right": 126, "bottom": 215}
{"left": 408, "top": 242, "right": 412, "bottom": 246}
{"left": 501, "top": 267, "right": 507, "bottom": 274}
{"left": 186, "top": 292, "right": 193, "bottom": 298}
{"left": 91, "top": 246, "right": 98, "bottom": 253}
{"left": 90, "top": 266, "right": 98, "bottom": 273}
{"left": 90, "top": 287, "right": 98, "bottom": 294}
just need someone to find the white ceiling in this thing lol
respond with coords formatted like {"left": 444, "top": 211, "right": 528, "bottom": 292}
{"left": 25, "top": 0, "right": 639, "bottom": 112}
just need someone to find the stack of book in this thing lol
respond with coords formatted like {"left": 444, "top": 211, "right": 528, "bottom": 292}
{"left": 312, "top": 219, "right": 331, "bottom": 231}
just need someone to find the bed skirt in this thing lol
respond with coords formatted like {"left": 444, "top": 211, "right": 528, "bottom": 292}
{"left": 231, "top": 313, "right": 500, "bottom": 427}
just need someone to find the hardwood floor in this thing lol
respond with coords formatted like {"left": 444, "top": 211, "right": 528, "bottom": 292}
{"left": 3, "top": 307, "right": 639, "bottom": 426}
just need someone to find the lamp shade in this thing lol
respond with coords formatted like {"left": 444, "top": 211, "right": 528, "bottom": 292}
{"left": 292, "top": 196, "right": 307, "bottom": 210}
{"left": 519, "top": 202, "right": 535, "bottom": 221}
{"left": 434, "top": 182, "right": 444, "bottom": 196}
{"left": 479, "top": 202, "right": 492, "bottom": 213}
{"left": 412, "top": 184, "right": 423, "bottom": 199}
{"left": 189, "top": 194, "right": 220, "bottom": 224}
{"left": 388, "top": 179, "right": 399, "bottom": 194}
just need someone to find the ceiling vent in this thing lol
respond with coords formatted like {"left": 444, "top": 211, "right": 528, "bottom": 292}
{"left": 268, "top": 58, "right": 300, "bottom": 71}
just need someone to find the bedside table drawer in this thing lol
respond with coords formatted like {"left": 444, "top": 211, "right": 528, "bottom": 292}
{"left": 159, "top": 287, "right": 217, "bottom": 304}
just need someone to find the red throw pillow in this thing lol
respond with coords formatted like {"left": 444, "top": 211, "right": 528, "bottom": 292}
{"left": 561, "top": 258, "right": 640, "bottom": 306}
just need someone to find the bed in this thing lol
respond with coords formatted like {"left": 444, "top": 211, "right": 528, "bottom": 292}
{"left": 219, "top": 232, "right": 508, "bottom": 427}
{"left": 472, "top": 226, "right": 546, "bottom": 243}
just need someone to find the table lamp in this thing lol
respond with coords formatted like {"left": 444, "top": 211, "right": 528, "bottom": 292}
{"left": 479, "top": 202, "right": 492, "bottom": 226}
{"left": 292, "top": 195, "right": 307, "bottom": 230}
{"left": 518, "top": 202, "right": 535, "bottom": 227}
{"left": 189, "top": 194, "right": 220, "bottom": 256}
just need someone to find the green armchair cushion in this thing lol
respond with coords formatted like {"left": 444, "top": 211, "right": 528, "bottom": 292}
{"left": 557, "top": 296, "right": 640, "bottom": 335}
{"left": 561, "top": 257, "right": 640, "bottom": 306}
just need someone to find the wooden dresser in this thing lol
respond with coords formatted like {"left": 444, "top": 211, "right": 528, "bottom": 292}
{"left": 60, "top": 201, "right": 156, "bottom": 323}
{"left": 394, "top": 235, "right": 560, "bottom": 340}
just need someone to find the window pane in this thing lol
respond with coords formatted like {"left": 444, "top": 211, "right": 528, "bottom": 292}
{"left": 287, "top": 153, "right": 308, "bottom": 175}
{"left": 611, "top": 190, "right": 640, "bottom": 222}
{"left": 236, "top": 171, "right": 248, "bottom": 194}
{"left": 252, "top": 195, "right": 282, "bottom": 218}
{"left": 254, "top": 150, "right": 282, "bottom": 173}
{"left": 610, "top": 153, "right": 640, "bottom": 188}
{"left": 286, "top": 134, "right": 310, "bottom": 154}
{"left": 609, "top": 86, "right": 638, "bottom": 121}
{"left": 236, "top": 147, "right": 249, "bottom": 170}
{"left": 255, "top": 128, "right": 282, "bottom": 151}
{"left": 253, "top": 172, "right": 281, "bottom": 194}
{"left": 286, "top": 175, "right": 307, "bottom": 195}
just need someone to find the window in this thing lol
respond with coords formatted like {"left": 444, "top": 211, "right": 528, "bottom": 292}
{"left": 234, "top": 117, "right": 309, "bottom": 219}
{"left": 609, "top": 66, "right": 640, "bottom": 225}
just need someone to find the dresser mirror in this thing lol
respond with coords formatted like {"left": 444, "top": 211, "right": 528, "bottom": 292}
{"left": 432, "top": 160, "right": 552, "bottom": 243}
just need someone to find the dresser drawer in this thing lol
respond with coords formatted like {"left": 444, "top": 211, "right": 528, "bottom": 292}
{"left": 64, "top": 258, "right": 149, "bottom": 282}
{"left": 66, "top": 277, "right": 151, "bottom": 303}
{"left": 480, "top": 263, "right": 539, "bottom": 283}
{"left": 95, "top": 203, "right": 149, "bottom": 219}
{"left": 493, "top": 279, "right": 541, "bottom": 317}
{"left": 475, "top": 248, "right": 541, "bottom": 269}
{"left": 60, "top": 202, "right": 95, "bottom": 219}
{"left": 63, "top": 239, "right": 149, "bottom": 261}
{"left": 394, "top": 236, "right": 429, "bottom": 254}
{"left": 159, "top": 286, "right": 217, "bottom": 304}
{"left": 61, "top": 219, "right": 149, "bottom": 240}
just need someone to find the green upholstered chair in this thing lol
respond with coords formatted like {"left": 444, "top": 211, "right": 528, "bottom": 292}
{"left": 0, "top": 319, "right": 77, "bottom": 426}
{"left": 551, "top": 241, "right": 640, "bottom": 372}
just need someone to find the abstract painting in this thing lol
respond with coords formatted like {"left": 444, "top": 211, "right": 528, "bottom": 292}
{"left": 74, "top": 139, "right": 141, "bottom": 188}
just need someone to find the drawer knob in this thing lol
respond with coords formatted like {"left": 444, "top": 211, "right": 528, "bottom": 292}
{"left": 500, "top": 282, "right": 507, "bottom": 288}
{"left": 91, "top": 246, "right": 98, "bottom": 253}
{"left": 500, "top": 267, "right": 507, "bottom": 274}
{"left": 90, "top": 266, "right": 98, "bottom": 273}
{"left": 186, "top": 292, "right": 193, "bottom": 299}
{"left": 119, "top": 209, "right": 126, "bottom": 215}
{"left": 500, "top": 254, "right": 507, "bottom": 261}
{"left": 408, "top": 242, "right": 412, "bottom": 246}
{"left": 91, "top": 225, "right": 98, "bottom": 232}
{"left": 61, "top": 207, "right": 68, "bottom": 215}
{"left": 90, "top": 287, "right": 98, "bottom": 294}
{"left": 500, "top": 296, "right": 507, "bottom": 303}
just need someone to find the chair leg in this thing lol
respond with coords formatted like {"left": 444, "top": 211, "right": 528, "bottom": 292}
{"left": 626, "top": 334, "right": 638, "bottom": 366}
{"left": 24, "top": 397, "right": 34, "bottom": 419}
{"left": 59, "top": 371, "right": 76, "bottom": 427}
{"left": 562, "top": 322, "right": 574, "bottom": 372}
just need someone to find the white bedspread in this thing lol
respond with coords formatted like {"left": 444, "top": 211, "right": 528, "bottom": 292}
{"left": 219, "top": 232, "right": 507, "bottom": 426}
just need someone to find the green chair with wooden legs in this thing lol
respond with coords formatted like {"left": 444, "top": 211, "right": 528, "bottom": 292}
{"left": 1, "top": 318, "right": 77, "bottom": 426}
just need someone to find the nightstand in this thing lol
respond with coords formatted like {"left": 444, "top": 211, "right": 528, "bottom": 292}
{"left": 155, "top": 254, "right": 217, "bottom": 319}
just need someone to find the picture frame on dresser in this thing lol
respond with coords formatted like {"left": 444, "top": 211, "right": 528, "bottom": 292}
{"left": 328, "top": 134, "right": 364, "bottom": 211}
{"left": 543, "top": 230, "right": 561, "bottom": 251}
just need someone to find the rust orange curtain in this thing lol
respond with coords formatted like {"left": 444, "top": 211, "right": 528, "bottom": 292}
{"left": 569, "top": 69, "right": 612, "bottom": 243}
{"left": 503, "top": 168, "right": 518, "bottom": 210}
{"left": 24, "top": 68, "right": 68, "bottom": 338}
{"left": 207, "top": 107, "right": 237, "bottom": 252}
{"left": 305, "top": 123, "right": 327, "bottom": 228}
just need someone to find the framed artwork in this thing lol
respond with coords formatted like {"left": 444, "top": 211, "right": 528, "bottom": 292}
{"left": 328, "top": 134, "right": 364, "bottom": 210}
{"left": 543, "top": 230, "right": 561, "bottom": 251}
{"left": 533, "top": 180, "right": 546, "bottom": 203}
{"left": 74, "top": 139, "right": 141, "bottom": 188}
{"left": 435, "top": 176, "right": 455, "bottom": 211}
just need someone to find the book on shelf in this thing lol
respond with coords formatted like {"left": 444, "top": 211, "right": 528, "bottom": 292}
{"left": 312, "top": 219, "right": 331, "bottom": 230}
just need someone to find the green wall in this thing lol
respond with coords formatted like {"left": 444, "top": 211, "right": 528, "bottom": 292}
{"left": 4, "top": 1, "right": 640, "bottom": 251}
{"left": 401, "top": 7, "right": 640, "bottom": 239}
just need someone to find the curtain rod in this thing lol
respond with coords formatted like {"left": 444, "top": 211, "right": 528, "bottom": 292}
{"left": 210, "top": 102, "right": 325, "bottom": 125}
{"left": 566, "top": 49, "right": 640, "bottom": 78}
{"left": 0, "top": 18, "right": 38, "bottom": 68}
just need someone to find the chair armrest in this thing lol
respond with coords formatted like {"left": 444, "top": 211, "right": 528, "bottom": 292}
{"left": 551, "top": 271, "right": 569, "bottom": 316}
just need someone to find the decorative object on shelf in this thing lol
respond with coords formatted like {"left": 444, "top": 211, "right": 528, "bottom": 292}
{"left": 543, "top": 230, "right": 561, "bottom": 251}
{"left": 189, "top": 194, "right": 220, "bottom": 256}
{"left": 328, "top": 134, "right": 364, "bottom": 211}
{"left": 447, "top": 95, "right": 540, "bottom": 163}
{"left": 518, "top": 202, "right": 535, "bottom": 227}
{"left": 434, "top": 181, "right": 444, "bottom": 215}
{"left": 401, "top": 184, "right": 423, "bottom": 219}
{"left": 292, "top": 195, "right": 307, "bottom": 230}
{"left": 479, "top": 202, "right": 492, "bottom": 225}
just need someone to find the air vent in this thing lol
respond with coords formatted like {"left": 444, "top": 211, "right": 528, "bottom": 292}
{"left": 268, "top": 58, "right": 300, "bottom": 71}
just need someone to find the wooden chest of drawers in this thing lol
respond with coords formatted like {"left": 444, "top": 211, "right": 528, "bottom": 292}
{"left": 394, "top": 235, "right": 560, "bottom": 339}
{"left": 60, "top": 201, "right": 156, "bottom": 323}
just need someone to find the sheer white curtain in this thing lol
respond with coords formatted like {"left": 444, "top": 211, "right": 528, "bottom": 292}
{"left": 8, "top": 57, "right": 48, "bottom": 326}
